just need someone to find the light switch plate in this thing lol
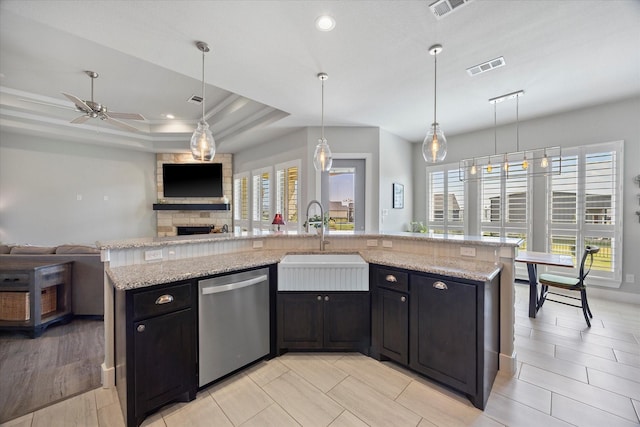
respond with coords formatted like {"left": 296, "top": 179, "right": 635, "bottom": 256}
{"left": 144, "top": 249, "right": 163, "bottom": 261}
{"left": 625, "top": 274, "right": 635, "bottom": 283}
{"left": 382, "top": 240, "right": 393, "bottom": 248}
{"left": 460, "top": 246, "right": 476, "bottom": 257}
{"left": 366, "top": 239, "right": 378, "bottom": 247}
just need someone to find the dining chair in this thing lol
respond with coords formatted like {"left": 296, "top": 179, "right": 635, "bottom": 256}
{"left": 538, "top": 245, "right": 600, "bottom": 327}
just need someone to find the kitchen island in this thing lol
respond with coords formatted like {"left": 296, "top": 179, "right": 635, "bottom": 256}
{"left": 99, "top": 232, "right": 519, "bottom": 422}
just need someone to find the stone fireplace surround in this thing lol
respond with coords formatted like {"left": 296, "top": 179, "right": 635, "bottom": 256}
{"left": 155, "top": 153, "right": 233, "bottom": 237}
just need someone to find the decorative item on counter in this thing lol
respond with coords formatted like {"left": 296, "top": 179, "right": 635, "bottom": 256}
{"left": 272, "top": 213, "right": 285, "bottom": 231}
{"left": 221, "top": 195, "right": 229, "bottom": 204}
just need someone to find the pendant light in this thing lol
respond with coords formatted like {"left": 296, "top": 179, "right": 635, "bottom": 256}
{"left": 458, "top": 89, "right": 563, "bottom": 181}
{"left": 313, "top": 72, "right": 333, "bottom": 172}
{"left": 190, "top": 41, "right": 216, "bottom": 161}
{"left": 422, "top": 44, "right": 447, "bottom": 163}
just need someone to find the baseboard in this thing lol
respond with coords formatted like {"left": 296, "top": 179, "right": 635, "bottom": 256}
{"left": 499, "top": 351, "right": 517, "bottom": 375}
{"left": 587, "top": 287, "right": 640, "bottom": 305}
{"left": 102, "top": 363, "right": 115, "bottom": 388}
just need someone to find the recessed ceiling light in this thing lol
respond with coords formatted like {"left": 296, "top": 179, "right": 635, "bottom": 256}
{"left": 163, "top": 113, "right": 175, "bottom": 119}
{"left": 315, "top": 15, "right": 336, "bottom": 32}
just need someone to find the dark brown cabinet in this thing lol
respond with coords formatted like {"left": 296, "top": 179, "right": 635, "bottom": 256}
{"left": 371, "top": 267, "right": 409, "bottom": 364}
{"left": 115, "top": 280, "right": 197, "bottom": 427}
{"left": 277, "top": 291, "right": 370, "bottom": 352}
{"left": 409, "top": 274, "right": 478, "bottom": 396}
{"left": 370, "top": 264, "right": 499, "bottom": 410}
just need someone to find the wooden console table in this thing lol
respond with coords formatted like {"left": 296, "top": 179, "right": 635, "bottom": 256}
{"left": 0, "top": 260, "right": 72, "bottom": 337}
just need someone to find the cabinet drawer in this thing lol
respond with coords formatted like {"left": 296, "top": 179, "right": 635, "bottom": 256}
{"left": 0, "top": 273, "right": 29, "bottom": 286}
{"left": 133, "top": 283, "right": 192, "bottom": 321}
{"left": 375, "top": 268, "right": 408, "bottom": 292}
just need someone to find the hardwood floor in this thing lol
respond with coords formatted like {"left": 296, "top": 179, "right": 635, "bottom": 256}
{"left": 2, "top": 283, "right": 639, "bottom": 426}
{"left": 0, "top": 319, "right": 104, "bottom": 424}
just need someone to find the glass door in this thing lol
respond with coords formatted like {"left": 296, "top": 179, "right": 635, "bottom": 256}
{"left": 321, "top": 159, "right": 365, "bottom": 233}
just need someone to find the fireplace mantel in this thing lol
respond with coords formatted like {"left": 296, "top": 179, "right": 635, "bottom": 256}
{"left": 152, "top": 203, "right": 230, "bottom": 211}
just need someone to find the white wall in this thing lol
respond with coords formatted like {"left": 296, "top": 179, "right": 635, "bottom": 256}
{"left": 306, "top": 126, "right": 381, "bottom": 232}
{"left": 235, "top": 126, "right": 382, "bottom": 231}
{"left": 412, "top": 96, "right": 640, "bottom": 295}
{"left": 0, "top": 131, "right": 157, "bottom": 245}
{"left": 379, "top": 130, "right": 413, "bottom": 232}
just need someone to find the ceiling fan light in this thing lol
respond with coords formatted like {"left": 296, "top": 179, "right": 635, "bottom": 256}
{"left": 190, "top": 120, "right": 216, "bottom": 161}
{"left": 422, "top": 122, "right": 447, "bottom": 163}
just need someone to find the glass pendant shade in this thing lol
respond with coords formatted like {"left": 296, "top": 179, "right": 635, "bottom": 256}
{"left": 422, "top": 122, "right": 447, "bottom": 163}
{"left": 191, "top": 41, "right": 215, "bottom": 161}
{"left": 190, "top": 120, "right": 216, "bottom": 161}
{"left": 313, "top": 137, "right": 333, "bottom": 172}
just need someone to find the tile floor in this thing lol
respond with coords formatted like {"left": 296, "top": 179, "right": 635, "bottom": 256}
{"left": 2, "top": 283, "right": 639, "bottom": 427}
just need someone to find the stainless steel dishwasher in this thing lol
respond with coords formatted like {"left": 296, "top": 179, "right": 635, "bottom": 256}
{"left": 198, "top": 268, "right": 270, "bottom": 387}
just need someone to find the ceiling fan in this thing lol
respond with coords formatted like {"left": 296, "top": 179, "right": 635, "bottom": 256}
{"left": 62, "top": 71, "right": 145, "bottom": 132}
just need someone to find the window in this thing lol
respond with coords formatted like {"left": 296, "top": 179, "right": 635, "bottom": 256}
{"left": 233, "top": 172, "right": 249, "bottom": 232}
{"left": 479, "top": 163, "right": 530, "bottom": 250}
{"left": 252, "top": 168, "right": 272, "bottom": 231}
{"left": 426, "top": 165, "right": 464, "bottom": 234}
{"left": 275, "top": 161, "right": 300, "bottom": 232}
{"left": 547, "top": 141, "right": 622, "bottom": 284}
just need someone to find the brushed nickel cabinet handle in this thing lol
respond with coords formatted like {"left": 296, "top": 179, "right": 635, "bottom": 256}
{"left": 324, "top": 296, "right": 329, "bottom": 301}
{"left": 433, "top": 281, "right": 448, "bottom": 290}
{"left": 137, "top": 324, "right": 145, "bottom": 332}
{"left": 317, "top": 295, "right": 322, "bottom": 301}
{"left": 155, "top": 294, "right": 174, "bottom": 305}
{"left": 385, "top": 274, "right": 397, "bottom": 283}
{"left": 400, "top": 296, "right": 406, "bottom": 302}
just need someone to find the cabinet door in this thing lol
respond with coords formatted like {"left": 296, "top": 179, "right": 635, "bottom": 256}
{"left": 133, "top": 308, "right": 196, "bottom": 417}
{"left": 277, "top": 293, "right": 323, "bottom": 349}
{"left": 410, "top": 274, "right": 477, "bottom": 394}
{"left": 323, "top": 292, "right": 370, "bottom": 351}
{"left": 377, "top": 288, "right": 409, "bottom": 364}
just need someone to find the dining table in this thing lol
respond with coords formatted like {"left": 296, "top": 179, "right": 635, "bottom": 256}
{"left": 515, "top": 250, "right": 574, "bottom": 318}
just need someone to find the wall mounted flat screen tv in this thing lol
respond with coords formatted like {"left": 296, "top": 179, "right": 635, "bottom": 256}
{"left": 162, "top": 163, "right": 223, "bottom": 197}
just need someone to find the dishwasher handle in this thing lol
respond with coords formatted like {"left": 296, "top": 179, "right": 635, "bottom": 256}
{"left": 201, "top": 274, "right": 268, "bottom": 295}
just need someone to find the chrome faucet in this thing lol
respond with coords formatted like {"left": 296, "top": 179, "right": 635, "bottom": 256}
{"left": 306, "top": 199, "right": 328, "bottom": 251}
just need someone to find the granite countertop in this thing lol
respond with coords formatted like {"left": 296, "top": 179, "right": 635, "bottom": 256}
{"left": 97, "top": 231, "right": 522, "bottom": 250}
{"left": 107, "top": 249, "right": 501, "bottom": 290}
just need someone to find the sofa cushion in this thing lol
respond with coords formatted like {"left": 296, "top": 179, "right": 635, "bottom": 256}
{"left": 10, "top": 246, "right": 56, "bottom": 254}
{"left": 55, "top": 245, "right": 100, "bottom": 254}
{"left": 0, "top": 245, "right": 12, "bottom": 254}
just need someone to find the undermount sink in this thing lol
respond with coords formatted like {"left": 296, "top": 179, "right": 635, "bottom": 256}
{"left": 278, "top": 253, "right": 369, "bottom": 291}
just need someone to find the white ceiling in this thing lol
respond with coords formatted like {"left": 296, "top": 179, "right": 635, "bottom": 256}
{"left": 1, "top": 0, "right": 639, "bottom": 154}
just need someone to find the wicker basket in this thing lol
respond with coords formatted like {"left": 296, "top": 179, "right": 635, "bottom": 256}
{"left": 41, "top": 287, "right": 57, "bottom": 316}
{"left": 0, "top": 292, "right": 30, "bottom": 321}
{"left": 0, "top": 288, "right": 57, "bottom": 321}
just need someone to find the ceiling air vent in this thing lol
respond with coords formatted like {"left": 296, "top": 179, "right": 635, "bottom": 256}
{"left": 466, "top": 56, "right": 506, "bottom": 76}
{"left": 429, "top": 0, "right": 474, "bottom": 20}
{"left": 187, "top": 95, "right": 203, "bottom": 104}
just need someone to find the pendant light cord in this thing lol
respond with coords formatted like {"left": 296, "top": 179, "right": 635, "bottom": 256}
{"left": 433, "top": 52, "right": 437, "bottom": 124}
{"left": 516, "top": 95, "right": 520, "bottom": 152}
{"left": 493, "top": 102, "right": 497, "bottom": 155}
{"left": 201, "top": 48, "right": 206, "bottom": 122}
{"left": 321, "top": 78, "right": 325, "bottom": 140}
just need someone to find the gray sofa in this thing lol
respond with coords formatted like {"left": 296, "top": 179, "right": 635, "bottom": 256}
{"left": 0, "top": 244, "right": 104, "bottom": 317}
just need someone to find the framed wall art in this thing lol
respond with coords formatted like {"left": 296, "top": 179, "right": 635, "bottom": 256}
{"left": 393, "top": 183, "right": 404, "bottom": 209}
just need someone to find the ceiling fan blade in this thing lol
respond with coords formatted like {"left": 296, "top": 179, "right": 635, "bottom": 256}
{"left": 61, "top": 92, "right": 92, "bottom": 112}
{"left": 106, "top": 111, "right": 145, "bottom": 121}
{"left": 105, "top": 117, "right": 139, "bottom": 132}
{"left": 70, "top": 115, "right": 90, "bottom": 124}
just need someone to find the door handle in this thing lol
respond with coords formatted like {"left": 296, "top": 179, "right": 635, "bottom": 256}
{"left": 201, "top": 275, "right": 268, "bottom": 295}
